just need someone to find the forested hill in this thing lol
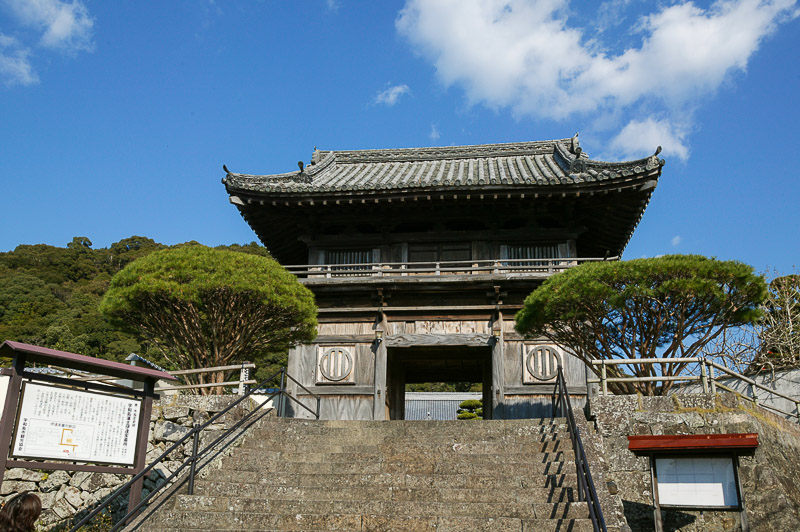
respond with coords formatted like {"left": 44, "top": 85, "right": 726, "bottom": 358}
{"left": 0, "top": 236, "right": 273, "bottom": 371}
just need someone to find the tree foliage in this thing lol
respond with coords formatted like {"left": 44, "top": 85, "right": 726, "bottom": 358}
{"left": 456, "top": 399, "right": 483, "bottom": 420}
{"left": 753, "top": 272, "right": 800, "bottom": 370}
{"left": 515, "top": 255, "right": 767, "bottom": 395}
{"left": 0, "top": 237, "right": 291, "bottom": 382}
{"left": 100, "top": 245, "right": 317, "bottom": 393}
{"left": 0, "top": 237, "right": 162, "bottom": 364}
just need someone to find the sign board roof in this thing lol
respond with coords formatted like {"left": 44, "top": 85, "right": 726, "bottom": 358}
{"left": 0, "top": 341, "right": 176, "bottom": 382}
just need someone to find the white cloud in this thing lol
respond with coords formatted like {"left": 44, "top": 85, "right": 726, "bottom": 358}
{"left": 609, "top": 117, "right": 689, "bottom": 161}
{"left": 429, "top": 123, "right": 440, "bottom": 140}
{"left": 325, "top": 0, "right": 341, "bottom": 12}
{"left": 374, "top": 84, "right": 411, "bottom": 106}
{"left": 596, "top": 0, "right": 636, "bottom": 31}
{"left": 0, "top": 34, "right": 37, "bottom": 86}
{"left": 397, "top": 0, "right": 798, "bottom": 157}
{"left": 671, "top": 235, "right": 682, "bottom": 246}
{"left": 3, "top": 0, "right": 94, "bottom": 53}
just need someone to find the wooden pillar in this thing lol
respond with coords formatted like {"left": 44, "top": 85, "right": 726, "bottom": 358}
{"left": 0, "top": 354, "right": 26, "bottom": 490}
{"left": 372, "top": 339, "right": 387, "bottom": 420}
{"left": 482, "top": 356, "right": 493, "bottom": 420}
{"left": 127, "top": 378, "right": 154, "bottom": 517}
{"left": 491, "top": 313, "right": 505, "bottom": 419}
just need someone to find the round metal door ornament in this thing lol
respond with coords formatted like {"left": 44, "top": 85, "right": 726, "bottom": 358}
{"left": 319, "top": 347, "right": 353, "bottom": 382}
{"left": 526, "top": 346, "right": 562, "bottom": 381}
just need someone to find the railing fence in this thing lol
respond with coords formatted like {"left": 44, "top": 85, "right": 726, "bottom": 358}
{"left": 589, "top": 358, "right": 800, "bottom": 423}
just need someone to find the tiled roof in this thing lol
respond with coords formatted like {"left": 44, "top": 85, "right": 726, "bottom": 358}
{"left": 223, "top": 136, "right": 665, "bottom": 196}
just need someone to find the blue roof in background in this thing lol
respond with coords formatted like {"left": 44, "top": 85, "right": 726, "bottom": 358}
{"left": 405, "top": 392, "right": 481, "bottom": 421}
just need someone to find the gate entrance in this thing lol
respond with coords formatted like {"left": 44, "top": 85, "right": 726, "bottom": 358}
{"left": 386, "top": 345, "right": 493, "bottom": 420}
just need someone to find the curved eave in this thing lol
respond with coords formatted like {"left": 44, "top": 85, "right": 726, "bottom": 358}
{"left": 225, "top": 167, "right": 661, "bottom": 204}
{"left": 222, "top": 138, "right": 664, "bottom": 197}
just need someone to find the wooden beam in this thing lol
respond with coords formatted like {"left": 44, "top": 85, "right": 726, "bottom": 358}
{"left": 385, "top": 333, "right": 492, "bottom": 347}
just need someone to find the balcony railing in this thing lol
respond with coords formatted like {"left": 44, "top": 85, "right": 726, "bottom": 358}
{"left": 285, "top": 257, "right": 616, "bottom": 279}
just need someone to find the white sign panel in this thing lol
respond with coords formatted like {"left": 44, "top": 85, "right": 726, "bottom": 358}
{"left": 11, "top": 382, "right": 141, "bottom": 466}
{"left": 656, "top": 457, "right": 738, "bottom": 507}
{"left": 0, "top": 375, "right": 9, "bottom": 422}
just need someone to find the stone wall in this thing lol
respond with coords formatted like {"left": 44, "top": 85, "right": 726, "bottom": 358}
{"left": 0, "top": 394, "right": 255, "bottom": 530}
{"left": 586, "top": 393, "right": 800, "bottom": 532}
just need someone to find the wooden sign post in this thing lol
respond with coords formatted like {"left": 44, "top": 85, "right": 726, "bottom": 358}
{"left": 0, "top": 341, "right": 175, "bottom": 518}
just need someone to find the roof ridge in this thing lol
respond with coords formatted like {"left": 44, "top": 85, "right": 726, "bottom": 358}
{"left": 325, "top": 138, "right": 573, "bottom": 164}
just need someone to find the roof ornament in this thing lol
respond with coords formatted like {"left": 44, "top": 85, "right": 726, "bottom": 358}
{"left": 223, "top": 164, "right": 232, "bottom": 175}
{"left": 569, "top": 146, "right": 587, "bottom": 174}
{"left": 647, "top": 146, "right": 666, "bottom": 169}
{"left": 298, "top": 161, "right": 305, "bottom": 173}
{"left": 570, "top": 132, "right": 580, "bottom": 154}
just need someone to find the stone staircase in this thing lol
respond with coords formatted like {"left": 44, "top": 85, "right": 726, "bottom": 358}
{"left": 140, "top": 417, "right": 599, "bottom": 531}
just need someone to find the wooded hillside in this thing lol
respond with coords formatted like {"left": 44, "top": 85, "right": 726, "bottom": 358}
{"left": 0, "top": 237, "right": 285, "bottom": 381}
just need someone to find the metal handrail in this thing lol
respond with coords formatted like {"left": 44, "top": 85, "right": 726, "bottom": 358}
{"left": 589, "top": 358, "right": 800, "bottom": 422}
{"left": 552, "top": 365, "right": 607, "bottom": 532}
{"left": 69, "top": 368, "right": 320, "bottom": 532}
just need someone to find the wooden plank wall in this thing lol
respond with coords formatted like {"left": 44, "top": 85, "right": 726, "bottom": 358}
{"left": 286, "top": 318, "right": 591, "bottom": 421}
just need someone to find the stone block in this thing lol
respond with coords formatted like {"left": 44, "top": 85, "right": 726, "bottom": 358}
{"left": 40, "top": 470, "right": 70, "bottom": 492}
{"left": 69, "top": 471, "right": 91, "bottom": 487}
{"left": 639, "top": 396, "right": 676, "bottom": 413}
{"left": 4, "top": 468, "right": 46, "bottom": 482}
{"left": 162, "top": 405, "right": 190, "bottom": 421}
{"left": 51, "top": 497, "right": 74, "bottom": 519}
{"left": 64, "top": 486, "right": 83, "bottom": 508}
{"left": 39, "top": 490, "right": 58, "bottom": 510}
{"left": 154, "top": 420, "right": 192, "bottom": 442}
{"left": 676, "top": 412, "right": 707, "bottom": 428}
{"left": 589, "top": 395, "right": 640, "bottom": 418}
{"left": 80, "top": 472, "right": 121, "bottom": 493}
{"left": 674, "top": 393, "right": 716, "bottom": 410}
{"left": 0, "top": 480, "right": 36, "bottom": 495}
{"left": 38, "top": 509, "right": 61, "bottom": 527}
{"left": 162, "top": 395, "right": 240, "bottom": 414}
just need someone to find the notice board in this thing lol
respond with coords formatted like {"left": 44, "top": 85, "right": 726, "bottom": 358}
{"left": 11, "top": 382, "right": 141, "bottom": 466}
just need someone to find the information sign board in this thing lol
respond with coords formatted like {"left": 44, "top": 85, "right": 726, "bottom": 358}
{"left": 11, "top": 382, "right": 141, "bottom": 466}
{"left": 656, "top": 457, "right": 738, "bottom": 507}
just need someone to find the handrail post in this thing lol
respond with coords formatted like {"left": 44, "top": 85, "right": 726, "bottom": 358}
{"left": 278, "top": 369, "right": 286, "bottom": 418}
{"left": 238, "top": 362, "right": 251, "bottom": 395}
{"left": 700, "top": 359, "right": 709, "bottom": 394}
{"left": 316, "top": 396, "right": 321, "bottom": 420}
{"left": 187, "top": 424, "right": 200, "bottom": 495}
{"left": 708, "top": 362, "right": 717, "bottom": 395}
{"left": 750, "top": 383, "right": 758, "bottom": 405}
{"left": 601, "top": 361, "right": 608, "bottom": 396}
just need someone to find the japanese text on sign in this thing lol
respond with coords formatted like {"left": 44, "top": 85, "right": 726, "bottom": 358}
{"left": 11, "top": 382, "right": 140, "bottom": 466}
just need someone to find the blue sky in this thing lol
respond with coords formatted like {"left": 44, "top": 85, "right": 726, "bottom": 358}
{"left": 1, "top": 0, "right": 798, "bottom": 274}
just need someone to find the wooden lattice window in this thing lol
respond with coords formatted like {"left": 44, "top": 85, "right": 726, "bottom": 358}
{"left": 325, "top": 249, "right": 374, "bottom": 276}
{"left": 327, "top": 249, "right": 372, "bottom": 265}
{"left": 408, "top": 243, "right": 471, "bottom": 263}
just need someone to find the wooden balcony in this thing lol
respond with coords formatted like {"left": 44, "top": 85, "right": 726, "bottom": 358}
{"left": 285, "top": 257, "right": 615, "bottom": 284}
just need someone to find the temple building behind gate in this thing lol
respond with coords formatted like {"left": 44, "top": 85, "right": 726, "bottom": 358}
{"left": 222, "top": 135, "right": 665, "bottom": 420}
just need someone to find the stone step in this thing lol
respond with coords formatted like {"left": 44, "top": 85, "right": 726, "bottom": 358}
{"left": 191, "top": 482, "right": 576, "bottom": 504}
{"left": 212, "top": 447, "right": 569, "bottom": 464}
{"left": 169, "top": 494, "right": 590, "bottom": 519}
{"left": 243, "top": 434, "right": 572, "bottom": 451}
{"left": 207, "top": 453, "right": 576, "bottom": 476}
{"left": 206, "top": 454, "right": 577, "bottom": 476}
{"left": 146, "top": 509, "right": 595, "bottom": 532}
{"left": 252, "top": 419, "right": 569, "bottom": 438}
{"left": 212, "top": 448, "right": 574, "bottom": 471}
{"left": 196, "top": 471, "right": 580, "bottom": 490}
